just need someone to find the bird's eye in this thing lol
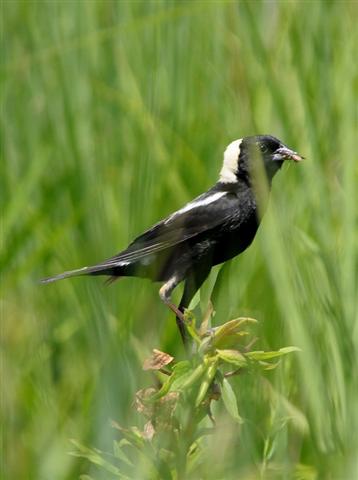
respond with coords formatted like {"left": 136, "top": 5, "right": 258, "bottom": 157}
{"left": 260, "top": 144, "right": 268, "bottom": 153}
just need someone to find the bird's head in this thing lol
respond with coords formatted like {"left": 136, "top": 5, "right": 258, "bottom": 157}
{"left": 219, "top": 135, "right": 304, "bottom": 184}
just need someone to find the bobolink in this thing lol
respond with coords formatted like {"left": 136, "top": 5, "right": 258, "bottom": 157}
{"left": 42, "top": 135, "right": 303, "bottom": 345}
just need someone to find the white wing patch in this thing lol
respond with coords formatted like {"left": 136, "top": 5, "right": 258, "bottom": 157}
{"left": 219, "top": 138, "right": 243, "bottom": 183}
{"left": 164, "top": 191, "right": 227, "bottom": 224}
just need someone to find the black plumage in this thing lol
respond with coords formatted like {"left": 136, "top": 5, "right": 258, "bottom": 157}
{"left": 42, "top": 135, "right": 303, "bottom": 345}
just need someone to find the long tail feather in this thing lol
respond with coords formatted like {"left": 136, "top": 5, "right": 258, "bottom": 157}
{"left": 40, "top": 264, "right": 112, "bottom": 284}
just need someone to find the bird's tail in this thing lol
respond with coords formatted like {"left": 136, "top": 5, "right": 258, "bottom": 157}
{"left": 40, "top": 264, "right": 116, "bottom": 284}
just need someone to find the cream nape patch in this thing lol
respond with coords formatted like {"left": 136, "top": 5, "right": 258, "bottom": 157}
{"left": 219, "top": 139, "right": 243, "bottom": 183}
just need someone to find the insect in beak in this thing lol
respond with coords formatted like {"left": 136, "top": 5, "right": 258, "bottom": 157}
{"left": 273, "top": 146, "right": 304, "bottom": 162}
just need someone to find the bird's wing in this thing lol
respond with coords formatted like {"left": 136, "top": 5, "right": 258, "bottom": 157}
{"left": 40, "top": 190, "right": 249, "bottom": 283}
{"left": 96, "top": 190, "right": 243, "bottom": 268}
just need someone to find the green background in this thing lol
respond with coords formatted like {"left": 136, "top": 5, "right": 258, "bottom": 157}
{"left": 2, "top": 0, "right": 357, "bottom": 478}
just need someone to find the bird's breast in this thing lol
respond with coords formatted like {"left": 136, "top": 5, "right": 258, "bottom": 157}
{"left": 211, "top": 212, "right": 260, "bottom": 265}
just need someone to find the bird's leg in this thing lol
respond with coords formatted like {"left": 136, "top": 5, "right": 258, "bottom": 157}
{"left": 168, "top": 302, "right": 189, "bottom": 347}
{"left": 180, "top": 267, "right": 211, "bottom": 308}
{"left": 159, "top": 276, "right": 189, "bottom": 348}
{"left": 177, "top": 270, "right": 210, "bottom": 350}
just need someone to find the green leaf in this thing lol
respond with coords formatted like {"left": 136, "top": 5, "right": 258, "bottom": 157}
{"left": 216, "top": 349, "right": 247, "bottom": 367}
{"left": 175, "top": 362, "right": 207, "bottom": 392}
{"left": 188, "top": 290, "right": 201, "bottom": 310}
{"left": 195, "top": 358, "right": 218, "bottom": 406}
{"left": 184, "top": 310, "right": 202, "bottom": 343}
{"left": 141, "top": 360, "right": 195, "bottom": 400}
{"left": 150, "top": 361, "right": 191, "bottom": 400}
{"left": 221, "top": 378, "right": 243, "bottom": 424}
{"left": 212, "top": 318, "right": 258, "bottom": 348}
{"left": 169, "top": 361, "right": 193, "bottom": 390}
{"left": 148, "top": 360, "right": 192, "bottom": 402}
{"left": 259, "top": 360, "right": 281, "bottom": 370}
{"left": 199, "top": 331, "right": 250, "bottom": 354}
{"left": 264, "top": 380, "right": 309, "bottom": 434}
{"left": 246, "top": 346, "right": 301, "bottom": 361}
{"left": 69, "top": 439, "right": 128, "bottom": 478}
{"left": 111, "top": 422, "right": 146, "bottom": 449}
{"left": 198, "top": 301, "right": 214, "bottom": 336}
{"left": 113, "top": 440, "right": 134, "bottom": 466}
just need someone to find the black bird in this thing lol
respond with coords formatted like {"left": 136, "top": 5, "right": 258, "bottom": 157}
{"left": 42, "top": 135, "right": 303, "bottom": 345}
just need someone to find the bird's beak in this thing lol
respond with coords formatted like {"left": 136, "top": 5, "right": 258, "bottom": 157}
{"left": 273, "top": 146, "right": 304, "bottom": 162}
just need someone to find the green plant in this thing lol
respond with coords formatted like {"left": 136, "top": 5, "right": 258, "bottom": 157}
{"left": 70, "top": 308, "right": 304, "bottom": 479}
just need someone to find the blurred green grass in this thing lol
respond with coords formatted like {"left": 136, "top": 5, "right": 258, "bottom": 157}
{"left": 1, "top": 0, "right": 357, "bottom": 478}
